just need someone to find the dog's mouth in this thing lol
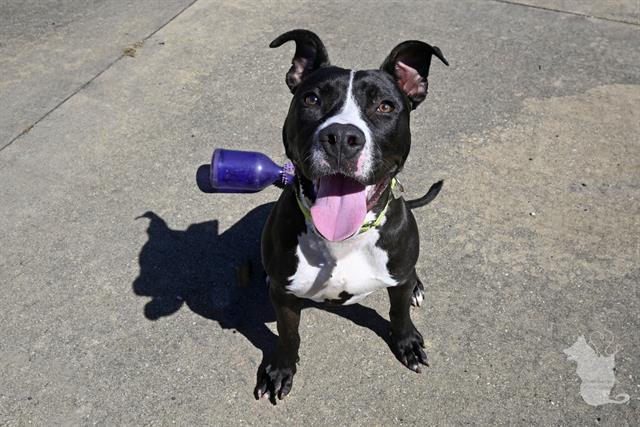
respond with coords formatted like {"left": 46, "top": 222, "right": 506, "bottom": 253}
{"left": 308, "top": 174, "right": 390, "bottom": 241}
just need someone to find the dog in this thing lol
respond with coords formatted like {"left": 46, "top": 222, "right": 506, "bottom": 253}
{"left": 256, "top": 29, "right": 448, "bottom": 401}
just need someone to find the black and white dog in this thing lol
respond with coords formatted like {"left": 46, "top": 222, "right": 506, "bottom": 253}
{"left": 256, "top": 29, "right": 447, "bottom": 401}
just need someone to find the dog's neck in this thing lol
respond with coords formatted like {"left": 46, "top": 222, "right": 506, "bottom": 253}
{"left": 294, "top": 175, "right": 396, "bottom": 239}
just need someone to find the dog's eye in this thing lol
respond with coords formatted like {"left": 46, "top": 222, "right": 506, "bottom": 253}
{"left": 376, "top": 101, "right": 395, "bottom": 113}
{"left": 303, "top": 93, "right": 320, "bottom": 107}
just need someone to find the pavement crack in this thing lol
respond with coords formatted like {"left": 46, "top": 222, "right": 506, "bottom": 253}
{"left": 0, "top": 0, "right": 200, "bottom": 153}
{"left": 489, "top": 0, "right": 640, "bottom": 26}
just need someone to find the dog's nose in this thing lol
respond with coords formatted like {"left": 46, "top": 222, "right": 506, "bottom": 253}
{"left": 318, "top": 123, "right": 366, "bottom": 160}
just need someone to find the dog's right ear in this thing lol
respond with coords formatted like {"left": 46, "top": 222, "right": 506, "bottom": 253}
{"left": 270, "top": 29, "right": 330, "bottom": 93}
{"left": 381, "top": 40, "right": 448, "bottom": 109}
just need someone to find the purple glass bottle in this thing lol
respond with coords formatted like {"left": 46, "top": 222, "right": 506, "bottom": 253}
{"left": 196, "top": 149, "right": 294, "bottom": 193}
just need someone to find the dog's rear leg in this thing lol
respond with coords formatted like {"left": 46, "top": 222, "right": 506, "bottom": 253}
{"left": 254, "top": 281, "right": 302, "bottom": 403}
{"left": 411, "top": 276, "right": 425, "bottom": 307}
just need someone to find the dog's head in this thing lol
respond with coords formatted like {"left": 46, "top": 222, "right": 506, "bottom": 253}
{"left": 271, "top": 29, "right": 448, "bottom": 241}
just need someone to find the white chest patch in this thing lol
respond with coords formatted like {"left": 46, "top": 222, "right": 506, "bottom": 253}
{"left": 287, "top": 226, "right": 398, "bottom": 304}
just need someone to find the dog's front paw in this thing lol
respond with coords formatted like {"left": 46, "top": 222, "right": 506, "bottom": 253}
{"left": 411, "top": 279, "right": 425, "bottom": 307}
{"left": 391, "top": 326, "right": 429, "bottom": 373}
{"left": 254, "top": 359, "right": 296, "bottom": 403}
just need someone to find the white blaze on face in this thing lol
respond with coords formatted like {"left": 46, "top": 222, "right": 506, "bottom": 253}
{"left": 314, "top": 70, "right": 374, "bottom": 179}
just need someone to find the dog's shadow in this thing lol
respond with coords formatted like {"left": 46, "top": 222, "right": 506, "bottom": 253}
{"left": 132, "top": 203, "right": 392, "bottom": 370}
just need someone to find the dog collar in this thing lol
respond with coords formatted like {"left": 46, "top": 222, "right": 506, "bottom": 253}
{"left": 294, "top": 177, "right": 397, "bottom": 238}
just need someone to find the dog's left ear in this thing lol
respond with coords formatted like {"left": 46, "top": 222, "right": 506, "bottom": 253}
{"left": 270, "top": 29, "right": 330, "bottom": 94}
{"left": 381, "top": 40, "right": 448, "bottom": 109}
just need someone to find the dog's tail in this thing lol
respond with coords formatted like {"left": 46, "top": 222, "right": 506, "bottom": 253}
{"left": 405, "top": 180, "right": 443, "bottom": 209}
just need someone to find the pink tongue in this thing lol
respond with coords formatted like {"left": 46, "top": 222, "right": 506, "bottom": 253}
{"left": 310, "top": 175, "right": 367, "bottom": 241}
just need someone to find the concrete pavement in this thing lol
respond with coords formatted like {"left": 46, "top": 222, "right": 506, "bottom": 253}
{"left": 1, "top": 0, "right": 639, "bottom": 424}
